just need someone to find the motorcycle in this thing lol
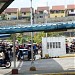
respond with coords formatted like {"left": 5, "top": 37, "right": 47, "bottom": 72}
{"left": 0, "top": 59, "right": 11, "bottom": 68}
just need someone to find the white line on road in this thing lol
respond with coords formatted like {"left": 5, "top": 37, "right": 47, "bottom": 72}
{"left": 18, "top": 61, "right": 23, "bottom": 70}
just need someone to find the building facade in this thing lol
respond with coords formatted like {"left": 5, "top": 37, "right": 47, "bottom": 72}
{"left": 50, "top": 5, "right": 65, "bottom": 18}
{"left": 4, "top": 8, "right": 19, "bottom": 20}
{"left": 67, "top": 4, "right": 75, "bottom": 16}
{"left": 34, "top": 6, "right": 49, "bottom": 23}
{"left": 1, "top": 4, "right": 75, "bottom": 21}
{"left": 35, "top": 6, "right": 49, "bottom": 18}
{"left": 20, "top": 8, "right": 34, "bottom": 21}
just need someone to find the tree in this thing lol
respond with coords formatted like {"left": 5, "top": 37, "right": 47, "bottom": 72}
{"left": 33, "top": 31, "right": 64, "bottom": 44}
{"left": 33, "top": 32, "right": 45, "bottom": 44}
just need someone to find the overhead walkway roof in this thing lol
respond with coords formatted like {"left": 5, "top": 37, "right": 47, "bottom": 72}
{"left": 0, "top": 0, "right": 14, "bottom": 14}
{"left": 0, "top": 21, "right": 75, "bottom": 34}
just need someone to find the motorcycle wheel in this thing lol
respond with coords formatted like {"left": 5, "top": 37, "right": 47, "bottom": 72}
{"left": 5, "top": 61, "right": 11, "bottom": 68}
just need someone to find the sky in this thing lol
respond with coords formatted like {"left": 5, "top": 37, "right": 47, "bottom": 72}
{"left": 8, "top": 0, "right": 75, "bottom": 9}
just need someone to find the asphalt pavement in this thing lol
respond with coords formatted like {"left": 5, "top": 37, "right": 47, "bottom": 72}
{"left": 0, "top": 54, "right": 75, "bottom": 75}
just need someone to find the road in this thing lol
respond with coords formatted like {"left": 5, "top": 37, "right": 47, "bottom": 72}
{"left": 0, "top": 57, "right": 75, "bottom": 75}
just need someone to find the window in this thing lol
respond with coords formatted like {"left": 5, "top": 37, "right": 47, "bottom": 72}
{"left": 13, "top": 12, "right": 16, "bottom": 14}
{"left": 56, "top": 42, "right": 58, "bottom": 48}
{"left": 47, "top": 42, "right": 49, "bottom": 49}
{"left": 53, "top": 42, "right": 55, "bottom": 48}
{"left": 50, "top": 42, "right": 52, "bottom": 48}
{"left": 48, "top": 42, "right": 61, "bottom": 49}
{"left": 56, "top": 10, "right": 60, "bottom": 13}
{"left": 71, "top": 9, "right": 74, "bottom": 12}
{"left": 58, "top": 42, "right": 61, "bottom": 48}
{"left": 24, "top": 12, "right": 26, "bottom": 15}
{"left": 61, "top": 10, "right": 64, "bottom": 13}
{"left": 39, "top": 11, "right": 43, "bottom": 14}
{"left": 40, "top": 16, "right": 43, "bottom": 18}
{"left": 50, "top": 10, "right": 54, "bottom": 14}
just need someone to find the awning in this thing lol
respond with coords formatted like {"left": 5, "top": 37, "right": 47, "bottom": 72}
{"left": 0, "top": 21, "right": 75, "bottom": 34}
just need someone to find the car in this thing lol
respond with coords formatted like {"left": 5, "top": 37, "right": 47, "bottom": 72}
{"left": 19, "top": 49, "right": 28, "bottom": 60}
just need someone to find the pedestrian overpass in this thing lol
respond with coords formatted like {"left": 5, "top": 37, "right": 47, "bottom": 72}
{"left": 0, "top": 21, "right": 75, "bottom": 34}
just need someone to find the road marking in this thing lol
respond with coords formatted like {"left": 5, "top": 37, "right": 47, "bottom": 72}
{"left": 18, "top": 61, "right": 23, "bottom": 70}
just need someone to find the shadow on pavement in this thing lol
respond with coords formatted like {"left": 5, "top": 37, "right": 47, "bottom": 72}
{"left": 17, "top": 58, "right": 75, "bottom": 75}
{"left": 2, "top": 57, "right": 75, "bottom": 75}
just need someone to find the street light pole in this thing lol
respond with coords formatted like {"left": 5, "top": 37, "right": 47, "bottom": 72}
{"left": 30, "top": 0, "right": 34, "bottom": 64}
{"left": 30, "top": 0, "right": 36, "bottom": 71}
{"left": 44, "top": 10, "right": 49, "bottom": 58}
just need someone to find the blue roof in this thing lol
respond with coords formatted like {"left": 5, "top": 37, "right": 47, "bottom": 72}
{"left": 0, "top": 21, "right": 75, "bottom": 34}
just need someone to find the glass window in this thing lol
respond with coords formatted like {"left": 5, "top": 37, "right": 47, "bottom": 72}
{"left": 50, "top": 42, "right": 52, "bottom": 48}
{"left": 58, "top": 42, "right": 61, "bottom": 48}
{"left": 40, "top": 16, "right": 43, "bottom": 18}
{"left": 47, "top": 42, "right": 49, "bottom": 49}
{"left": 24, "top": 12, "right": 26, "bottom": 15}
{"left": 61, "top": 10, "right": 64, "bottom": 13}
{"left": 71, "top": 9, "right": 74, "bottom": 12}
{"left": 50, "top": 10, "right": 54, "bottom": 14}
{"left": 53, "top": 42, "right": 55, "bottom": 48}
{"left": 56, "top": 42, "right": 58, "bottom": 48}
{"left": 56, "top": 10, "right": 60, "bottom": 13}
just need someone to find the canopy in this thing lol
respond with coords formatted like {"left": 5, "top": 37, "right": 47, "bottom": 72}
{"left": 0, "top": 21, "right": 75, "bottom": 34}
{"left": 0, "top": 0, "right": 14, "bottom": 14}
{"left": 0, "top": 34, "right": 11, "bottom": 38}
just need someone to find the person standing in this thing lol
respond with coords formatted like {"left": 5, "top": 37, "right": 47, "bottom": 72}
{"left": 28, "top": 47, "right": 31, "bottom": 60}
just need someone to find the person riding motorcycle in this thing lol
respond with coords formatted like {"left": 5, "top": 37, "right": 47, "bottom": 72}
{"left": 0, "top": 47, "right": 5, "bottom": 65}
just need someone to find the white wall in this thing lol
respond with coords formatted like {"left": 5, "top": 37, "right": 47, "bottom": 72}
{"left": 42, "top": 36, "right": 66, "bottom": 58}
{"left": 68, "top": 10, "right": 75, "bottom": 14}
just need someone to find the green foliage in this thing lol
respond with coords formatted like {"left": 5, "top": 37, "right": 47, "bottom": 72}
{"left": 16, "top": 33, "right": 31, "bottom": 44}
{"left": 33, "top": 32, "right": 45, "bottom": 44}
{"left": 33, "top": 32, "right": 64, "bottom": 44}
{"left": 47, "top": 32, "right": 63, "bottom": 37}
{"left": 7, "top": 32, "right": 64, "bottom": 45}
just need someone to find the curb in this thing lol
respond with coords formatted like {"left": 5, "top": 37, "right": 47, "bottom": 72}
{"left": 42, "top": 54, "right": 75, "bottom": 59}
{"left": 59, "top": 54, "right": 75, "bottom": 58}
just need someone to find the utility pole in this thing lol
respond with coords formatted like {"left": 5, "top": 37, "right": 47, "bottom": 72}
{"left": 30, "top": 0, "right": 36, "bottom": 71}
